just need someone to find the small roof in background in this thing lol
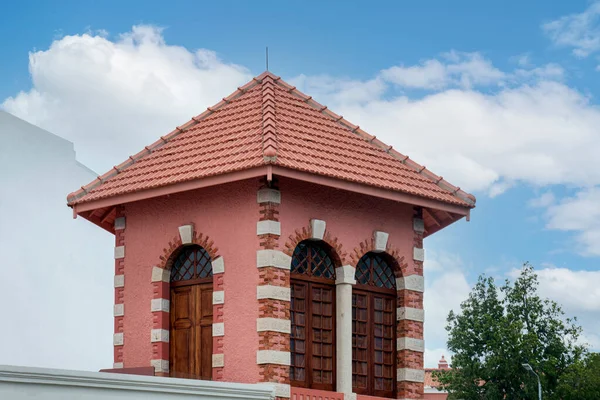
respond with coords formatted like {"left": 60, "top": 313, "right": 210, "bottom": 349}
{"left": 68, "top": 72, "right": 475, "bottom": 234}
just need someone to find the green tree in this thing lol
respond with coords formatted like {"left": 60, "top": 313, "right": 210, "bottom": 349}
{"left": 555, "top": 352, "right": 600, "bottom": 399}
{"left": 434, "top": 264, "right": 585, "bottom": 400}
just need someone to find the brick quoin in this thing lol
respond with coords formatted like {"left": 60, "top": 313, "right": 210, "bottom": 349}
{"left": 257, "top": 178, "right": 290, "bottom": 389}
{"left": 114, "top": 206, "right": 125, "bottom": 367}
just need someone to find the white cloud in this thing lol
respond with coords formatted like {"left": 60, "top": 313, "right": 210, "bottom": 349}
{"left": 423, "top": 251, "right": 471, "bottom": 366}
{"left": 2, "top": 25, "right": 252, "bottom": 173}
{"left": 543, "top": 2, "right": 600, "bottom": 58}
{"left": 380, "top": 52, "right": 506, "bottom": 90}
{"left": 529, "top": 192, "right": 556, "bottom": 208}
{"left": 545, "top": 188, "right": 600, "bottom": 256}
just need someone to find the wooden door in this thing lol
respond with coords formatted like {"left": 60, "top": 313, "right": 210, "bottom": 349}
{"left": 170, "top": 282, "right": 213, "bottom": 379}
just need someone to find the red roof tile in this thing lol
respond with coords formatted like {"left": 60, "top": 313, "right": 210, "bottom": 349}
{"left": 67, "top": 72, "right": 475, "bottom": 208}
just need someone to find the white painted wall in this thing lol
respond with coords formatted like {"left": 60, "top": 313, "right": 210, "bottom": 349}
{"left": 0, "top": 365, "right": 275, "bottom": 400}
{"left": 0, "top": 111, "right": 114, "bottom": 371}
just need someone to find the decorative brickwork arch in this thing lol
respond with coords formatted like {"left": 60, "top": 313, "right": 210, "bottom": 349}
{"left": 283, "top": 225, "right": 347, "bottom": 266}
{"left": 150, "top": 226, "right": 224, "bottom": 380}
{"left": 350, "top": 239, "right": 407, "bottom": 278}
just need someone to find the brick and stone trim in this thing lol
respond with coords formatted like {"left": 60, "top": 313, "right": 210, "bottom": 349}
{"left": 113, "top": 208, "right": 125, "bottom": 368}
{"left": 149, "top": 224, "right": 223, "bottom": 378}
{"left": 256, "top": 177, "right": 290, "bottom": 398}
{"left": 397, "top": 207, "right": 426, "bottom": 399}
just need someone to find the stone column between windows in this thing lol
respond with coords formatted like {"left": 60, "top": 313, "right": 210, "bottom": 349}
{"left": 335, "top": 265, "right": 356, "bottom": 398}
{"left": 396, "top": 210, "right": 426, "bottom": 400}
{"left": 256, "top": 182, "right": 291, "bottom": 399}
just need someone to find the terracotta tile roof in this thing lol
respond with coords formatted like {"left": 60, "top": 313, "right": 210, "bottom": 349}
{"left": 67, "top": 72, "right": 476, "bottom": 208}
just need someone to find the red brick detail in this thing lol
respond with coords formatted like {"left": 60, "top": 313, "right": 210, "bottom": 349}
{"left": 283, "top": 226, "right": 346, "bottom": 266}
{"left": 259, "top": 299, "right": 291, "bottom": 320}
{"left": 259, "top": 364, "right": 290, "bottom": 385}
{"left": 213, "top": 366, "right": 225, "bottom": 381}
{"left": 398, "top": 290, "right": 424, "bottom": 310}
{"left": 114, "top": 206, "right": 125, "bottom": 365}
{"left": 397, "top": 350, "right": 424, "bottom": 369}
{"left": 349, "top": 239, "right": 407, "bottom": 277}
{"left": 259, "top": 266, "right": 290, "bottom": 287}
{"left": 397, "top": 320, "right": 424, "bottom": 340}
{"left": 397, "top": 381, "right": 424, "bottom": 400}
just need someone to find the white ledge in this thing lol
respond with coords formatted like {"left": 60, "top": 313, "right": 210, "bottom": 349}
{"left": 256, "top": 350, "right": 290, "bottom": 365}
{"left": 397, "top": 307, "right": 424, "bottom": 322}
{"left": 213, "top": 291, "right": 225, "bottom": 305}
{"left": 213, "top": 257, "right": 225, "bottom": 274}
{"left": 114, "top": 275, "right": 124, "bottom": 288}
{"left": 373, "top": 231, "right": 389, "bottom": 252}
{"left": 257, "top": 318, "right": 291, "bottom": 333}
{"left": 397, "top": 368, "right": 425, "bottom": 383}
{"left": 114, "top": 246, "right": 125, "bottom": 260}
{"left": 0, "top": 365, "right": 276, "bottom": 399}
{"left": 257, "top": 188, "right": 281, "bottom": 204}
{"left": 257, "top": 285, "right": 290, "bottom": 301}
{"left": 150, "top": 329, "right": 169, "bottom": 343}
{"left": 114, "top": 217, "right": 126, "bottom": 230}
{"left": 413, "top": 247, "right": 425, "bottom": 262}
{"left": 413, "top": 218, "right": 425, "bottom": 234}
{"left": 113, "top": 304, "right": 124, "bottom": 317}
{"left": 397, "top": 337, "right": 425, "bottom": 352}
{"left": 310, "top": 219, "right": 326, "bottom": 240}
{"left": 396, "top": 275, "right": 424, "bottom": 292}
{"left": 178, "top": 225, "right": 193, "bottom": 245}
{"left": 212, "top": 354, "right": 224, "bottom": 368}
{"left": 151, "top": 266, "right": 170, "bottom": 283}
{"left": 151, "top": 299, "right": 169, "bottom": 313}
{"left": 212, "top": 323, "right": 224, "bottom": 337}
{"left": 257, "top": 220, "right": 281, "bottom": 236}
{"left": 256, "top": 250, "right": 291, "bottom": 269}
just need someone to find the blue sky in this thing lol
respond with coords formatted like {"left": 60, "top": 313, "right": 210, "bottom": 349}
{"left": 2, "top": 0, "right": 600, "bottom": 369}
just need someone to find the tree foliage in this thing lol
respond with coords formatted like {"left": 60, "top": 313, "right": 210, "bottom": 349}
{"left": 434, "top": 264, "right": 587, "bottom": 400}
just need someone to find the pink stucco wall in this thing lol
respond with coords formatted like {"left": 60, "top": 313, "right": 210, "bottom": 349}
{"left": 121, "top": 179, "right": 260, "bottom": 383}
{"left": 278, "top": 177, "right": 415, "bottom": 271}
{"left": 118, "top": 176, "right": 416, "bottom": 385}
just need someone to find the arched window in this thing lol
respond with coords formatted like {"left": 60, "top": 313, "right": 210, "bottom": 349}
{"left": 290, "top": 241, "right": 336, "bottom": 390}
{"left": 169, "top": 245, "right": 213, "bottom": 380}
{"left": 352, "top": 252, "right": 397, "bottom": 398}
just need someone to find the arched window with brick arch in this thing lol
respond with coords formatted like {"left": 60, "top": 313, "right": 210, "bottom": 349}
{"left": 352, "top": 252, "right": 397, "bottom": 398}
{"left": 169, "top": 244, "right": 213, "bottom": 380}
{"left": 290, "top": 240, "right": 337, "bottom": 390}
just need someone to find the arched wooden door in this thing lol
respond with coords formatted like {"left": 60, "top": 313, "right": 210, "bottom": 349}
{"left": 169, "top": 245, "right": 213, "bottom": 380}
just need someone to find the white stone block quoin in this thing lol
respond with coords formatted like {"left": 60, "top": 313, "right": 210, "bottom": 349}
{"left": 257, "top": 285, "right": 291, "bottom": 301}
{"left": 397, "top": 368, "right": 425, "bottom": 383}
{"left": 178, "top": 224, "right": 194, "bottom": 245}
{"left": 413, "top": 218, "right": 425, "bottom": 234}
{"left": 396, "top": 275, "right": 424, "bottom": 292}
{"left": 213, "top": 322, "right": 225, "bottom": 337}
{"left": 114, "top": 275, "right": 125, "bottom": 288}
{"left": 257, "top": 188, "right": 281, "bottom": 204}
{"left": 256, "top": 350, "right": 291, "bottom": 365}
{"left": 397, "top": 337, "right": 425, "bottom": 352}
{"left": 373, "top": 231, "right": 389, "bottom": 252}
{"left": 213, "top": 290, "right": 224, "bottom": 305}
{"left": 113, "top": 333, "right": 124, "bottom": 346}
{"left": 397, "top": 307, "right": 425, "bottom": 322}
{"left": 113, "top": 304, "right": 124, "bottom": 317}
{"left": 310, "top": 219, "right": 326, "bottom": 240}
{"left": 257, "top": 220, "right": 281, "bottom": 236}
{"left": 335, "top": 265, "right": 357, "bottom": 285}
{"left": 151, "top": 329, "right": 169, "bottom": 343}
{"left": 212, "top": 354, "right": 225, "bottom": 368}
{"left": 114, "top": 217, "right": 126, "bottom": 230}
{"left": 113, "top": 362, "right": 124, "bottom": 369}
{"left": 256, "top": 250, "right": 291, "bottom": 269}
{"left": 151, "top": 359, "right": 169, "bottom": 373}
{"left": 256, "top": 318, "right": 291, "bottom": 333}
{"left": 151, "top": 298, "right": 169, "bottom": 313}
{"left": 151, "top": 266, "right": 170, "bottom": 283}
{"left": 114, "top": 246, "right": 125, "bottom": 259}
{"left": 213, "top": 256, "right": 225, "bottom": 274}
{"left": 413, "top": 247, "right": 425, "bottom": 262}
